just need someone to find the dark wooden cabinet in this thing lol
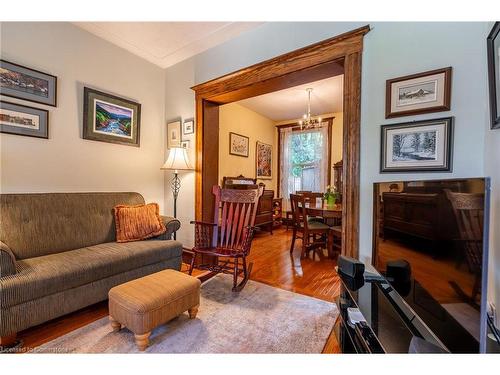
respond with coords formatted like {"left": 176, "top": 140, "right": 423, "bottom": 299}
{"left": 255, "top": 190, "right": 274, "bottom": 234}
{"left": 382, "top": 191, "right": 458, "bottom": 247}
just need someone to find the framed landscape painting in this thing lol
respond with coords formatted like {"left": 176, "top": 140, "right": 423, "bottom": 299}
{"left": 488, "top": 22, "right": 500, "bottom": 129}
{"left": 0, "top": 100, "right": 49, "bottom": 139}
{"left": 386, "top": 67, "right": 452, "bottom": 118}
{"left": 380, "top": 117, "right": 453, "bottom": 173}
{"left": 0, "top": 59, "right": 57, "bottom": 107}
{"left": 229, "top": 132, "right": 249, "bottom": 157}
{"left": 83, "top": 87, "right": 141, "bottom": 147}
{"left": 256, "top": 141, "right": 272, "bottom": 179}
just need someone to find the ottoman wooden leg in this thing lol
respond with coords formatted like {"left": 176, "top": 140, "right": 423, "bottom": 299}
{"left": 188, "top": 304, "right": 199, "bottom": 319}
{"left": 109, "top": 316, "right": 122, "bottom": 332}
{"left": 135, "top": 332, "right": 151, "bottom": 351}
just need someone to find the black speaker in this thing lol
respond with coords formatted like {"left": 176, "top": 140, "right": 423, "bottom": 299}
{"left": 386, "top": 259, "right": 411, "bottom": 284}
{"left": 338, "top": 255, "right": 365, "bottom": 279}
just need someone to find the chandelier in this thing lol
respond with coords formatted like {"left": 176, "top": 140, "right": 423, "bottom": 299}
{"left": 299, "top": 88, "right": 322, "bottom": 130}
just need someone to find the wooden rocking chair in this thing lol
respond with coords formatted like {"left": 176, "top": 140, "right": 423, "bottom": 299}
{"left": 189, "top": 185, "right": 263, "bottom": 292}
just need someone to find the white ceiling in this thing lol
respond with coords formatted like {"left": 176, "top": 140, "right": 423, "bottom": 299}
{"left": 237, "top": 75, "right": 344, "bottom": 122}
{"left": 74, "top": 22, "right": 263, "bottom": 69}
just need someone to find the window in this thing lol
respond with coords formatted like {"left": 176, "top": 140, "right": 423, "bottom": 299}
{"left": 280, "top": 124, "right": 329, "bottom": 209}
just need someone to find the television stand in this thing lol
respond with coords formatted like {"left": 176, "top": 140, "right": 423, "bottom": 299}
{"left": 334, "top": 265, "right": 479, "bottom": 353}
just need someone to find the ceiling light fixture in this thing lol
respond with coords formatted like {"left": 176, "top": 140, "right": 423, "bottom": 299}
{"left": 299, "top": 88, "right": 322, "bottom": 130}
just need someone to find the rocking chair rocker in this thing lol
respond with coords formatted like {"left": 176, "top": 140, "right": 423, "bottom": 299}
{"left": 189, "top": 185, "right": 263, "bottom": 292}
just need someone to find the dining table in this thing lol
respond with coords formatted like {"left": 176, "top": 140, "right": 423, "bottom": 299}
{"left": 300, "top": 200, "right": 343, "bottom": 258}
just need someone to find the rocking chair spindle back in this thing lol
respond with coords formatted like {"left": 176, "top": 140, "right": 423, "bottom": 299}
{"left": 190, "top": 185, "right": 263, "bottom": 291}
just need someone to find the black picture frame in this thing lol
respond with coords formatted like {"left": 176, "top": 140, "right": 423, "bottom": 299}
{"left": 183, "top": 118, "right": 195, "bottom": 135}
{"left": 380, "top": 117, "right": 453, "bottom": 173}
{"left": 0, "top": 59, "right": 57, "bottom": 107}
{"left": 487, "top": 22, "right": 500, "bottom": 129}
{"left": 0, "top": 100, "right": 49, "bottom": 139}
{"left": 83, "top": 87, "right": 141, "bottom": 147}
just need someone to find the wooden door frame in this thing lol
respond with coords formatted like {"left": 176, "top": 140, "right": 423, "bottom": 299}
{"left": 192, "top": 25, "right": 370, "bottom": 259}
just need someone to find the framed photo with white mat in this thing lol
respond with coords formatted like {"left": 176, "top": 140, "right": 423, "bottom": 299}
{"left": 380, "top": 117, "right": 453, "bottom": 173}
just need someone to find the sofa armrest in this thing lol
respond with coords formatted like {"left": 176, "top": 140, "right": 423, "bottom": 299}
{"left": 154, "top": 216, "right": 181, "bottom": 240}
{"left": 0, "top": 240, "right": 17, "bottom": 277}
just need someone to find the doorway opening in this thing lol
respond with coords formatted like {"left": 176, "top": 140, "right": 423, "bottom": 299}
{"left": 192, "top": 25, "right": 369, "bottom": 261}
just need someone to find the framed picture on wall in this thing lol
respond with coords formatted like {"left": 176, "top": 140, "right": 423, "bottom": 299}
{"left": 380, "top": 117, "right": 453, "bottom": 173}
{"left": 0, "top": 100, "right": 49, "bottom": 139}
{"left": 83, "top": 87, "right": 141, "bottom": 147}
{"left": 229, "top": 132, "right": 249, "bottom": 157}
{"left": 385, "top": 67, "right": 452, "bottom": 118}
{"left": 487, "top": 22, "right": 500, "bottom": 129}
{"left": 256, "top": 141, "right": 272, "bottom": 179}
{"left": 0, "top": 59, "right": 57, "bottom": 107}
{"left": 183, "top": 118, "right": 195, "bottom": 135}
{"left": 181, "top": 140, "right": 190, "bottom": 149}
{"left": 167, "top": 120, "right": 181, "bottom": 149}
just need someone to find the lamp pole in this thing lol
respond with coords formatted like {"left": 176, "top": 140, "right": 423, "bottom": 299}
{"left": 171, "top": 169, "right": 180, "bottom": 240}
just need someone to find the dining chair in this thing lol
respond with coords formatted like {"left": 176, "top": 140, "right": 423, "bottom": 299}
{"left": 189, "top": 185, "right": 263, "bottom": 292}
{"left": 289, "top": 194, "right": 331, "bottom": 259}
{"left": 444, "top": 189, "right": 484, "bottom": 303}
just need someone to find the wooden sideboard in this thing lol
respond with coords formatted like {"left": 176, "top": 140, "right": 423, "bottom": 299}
{"left": 382, "top": 191, "right": 458, "bottom": 251}
{"left": 255, "top": 190, "right": 274, "bottom": 234}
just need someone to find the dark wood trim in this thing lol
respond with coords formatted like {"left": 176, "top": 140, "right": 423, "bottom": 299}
{"left": 275, "top": 118, "right": 334, "bottom": 198}
{"left": 0, "top": 333, "right": 17, "bottom": 348}
{"left": 385, "top": 67, "right": 452, "bottom": 119}
{"left": 192, "top": 25, "right": 370, "bottom": 259}
{"left": 487, "top": 22, "right": 500, "bottom": 129}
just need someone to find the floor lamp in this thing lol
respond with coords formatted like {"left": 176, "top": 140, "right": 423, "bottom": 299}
{"left": 161, "top": 147, "right": 193, "bottom": 240}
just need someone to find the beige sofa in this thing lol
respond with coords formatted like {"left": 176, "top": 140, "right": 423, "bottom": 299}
{"left": 0, "top": 192, "right": 182, "bottom": 341}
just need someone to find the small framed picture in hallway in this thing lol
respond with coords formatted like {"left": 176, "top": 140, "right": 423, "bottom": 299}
{"left": 83, "top": 87, "right": 141, "bottom": 147}
{"left": 380, "top": 117, "right": 453, "bottom": 173}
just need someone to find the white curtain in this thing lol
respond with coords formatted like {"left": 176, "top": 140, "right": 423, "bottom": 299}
{"left": 280, "top": 123, "right": 329, "bottom": 211}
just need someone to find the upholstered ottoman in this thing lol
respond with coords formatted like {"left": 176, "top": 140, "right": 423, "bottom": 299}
{"left": 108, "top": 269, "right": 201, "bottom": 351}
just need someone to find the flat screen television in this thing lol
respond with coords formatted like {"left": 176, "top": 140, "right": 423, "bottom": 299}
{"left": 372, "top": 178, "right": 490, "bottom": 353}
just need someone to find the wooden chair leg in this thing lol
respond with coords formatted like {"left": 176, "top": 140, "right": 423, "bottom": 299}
{"left": 188, "top": 304, "right": 199, "bottom": 319}
{"left": 189, "top": 252, "right": 196, "bottom": 275}
{"left": 233, "top": 259, "right": 239, "bottom": 291}
{"left": 290, "top": 228, "right": 297, "bottom": 254}
{"left": 134, "top": 332, "right": 151, "bottom": 351}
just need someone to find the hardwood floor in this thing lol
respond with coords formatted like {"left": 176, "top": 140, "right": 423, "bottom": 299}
{"left": 377, "top": 237, "right": 476, "bottom": 305}
{"left": 16, "top": 227, "right": 341, "bottom": 353}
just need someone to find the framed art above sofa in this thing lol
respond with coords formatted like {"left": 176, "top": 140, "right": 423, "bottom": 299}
{"left": 83, "top": 87, "right": 141, "bottom": 147}
{"left": 0, "top": 59, "right": 57, "bottom": 107}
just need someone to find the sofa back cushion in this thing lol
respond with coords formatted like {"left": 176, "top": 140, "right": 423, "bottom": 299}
{"left": 0, "top": 192, "right": 145, "bottom": 260}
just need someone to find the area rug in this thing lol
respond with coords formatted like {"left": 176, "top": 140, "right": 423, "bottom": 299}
{"left": 36, "top": 274, "right": 338, "bottom": 353}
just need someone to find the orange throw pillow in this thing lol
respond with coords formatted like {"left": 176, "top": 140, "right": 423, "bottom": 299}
{"left": 114, "top": 203, "right": 166, "bottom": 243}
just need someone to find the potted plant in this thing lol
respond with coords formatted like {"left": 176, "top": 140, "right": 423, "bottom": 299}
{"left": 324, "top": 185, "right": 339, "bottom": 206}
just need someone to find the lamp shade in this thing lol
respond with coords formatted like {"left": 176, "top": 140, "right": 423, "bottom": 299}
{"left": 161, "top": 147, "right": 193, "bottom": 172}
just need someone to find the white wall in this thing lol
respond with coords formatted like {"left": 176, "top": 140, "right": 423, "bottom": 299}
{"left": 164, "top": 58, "right": 196, "bottom": 247}
{"left": 164, "top": 21, "right": 494, "bottom": 303}
{"left": 0, "top": 22, "right": 167, "bottom": 211}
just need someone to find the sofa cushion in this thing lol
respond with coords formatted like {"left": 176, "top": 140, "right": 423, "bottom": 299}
{"left": 114, "top": 203, "right": 166, "bottom": 243}
{"left": 0, "top": 240, "right": 182, "bottom": 308}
